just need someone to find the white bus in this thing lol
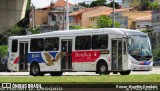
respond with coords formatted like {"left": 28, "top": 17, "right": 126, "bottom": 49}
{"left": 7, "top": 28, "right": 153, "bottom": 76}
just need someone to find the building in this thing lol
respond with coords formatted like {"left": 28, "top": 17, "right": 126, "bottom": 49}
{"left": 30, "top": 0, "right": 85, "bottom": 31}
{"left": 69, "top": 6, "right": 130, "bottom": 28}
{"left": 121, "top": 0, "right": 130, "bottom": 8}
{"left": 133, "top": 15, "right": 152, "bottom": 31}
{"left": 69, "top": 6, "right": 113, "bottom": 28}
{"left": 121, "top": 11, "right": 151, "bottom": 29}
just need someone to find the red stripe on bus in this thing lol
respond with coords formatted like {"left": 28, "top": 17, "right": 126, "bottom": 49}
{"left": 14, "top": 57, "right": 19, "bottom": 64}
{"left": 72, "top": 51, "right": 100, "bottom": 62}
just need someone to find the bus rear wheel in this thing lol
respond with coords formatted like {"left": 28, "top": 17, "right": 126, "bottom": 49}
{"left": 30, "top": 63, "right": 40, "bottom": 76}
{"left": 119, "top": 70, "right": 131, "bottom": 75}
{"left": 50, "top": 72, "right": 63, "bottom": 76}
{"left": 97, "top": 62, "right": 110, "bottom": 75}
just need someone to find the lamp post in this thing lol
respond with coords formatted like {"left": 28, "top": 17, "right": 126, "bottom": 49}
{"left": 32, "top": 3, "right": 35, "bottom": 29}
{"left": 112, "top": 0, "right": 115, "bottom": 28}
{"left": 66, "top": 0, "right": 69, "bottom": 30}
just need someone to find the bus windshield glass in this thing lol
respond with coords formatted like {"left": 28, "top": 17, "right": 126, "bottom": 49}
{"left": 128, "top": 35, "right": 152, "bottom": 61}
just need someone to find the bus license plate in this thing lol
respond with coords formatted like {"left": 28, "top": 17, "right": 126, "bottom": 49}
{"left": 140, "top": 66, "right": 145, "bottom": 70}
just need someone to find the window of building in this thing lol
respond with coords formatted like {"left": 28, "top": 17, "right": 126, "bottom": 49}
{"left": 52, "top": 14, "right": 56, "bottom": 21}
{"left": 75, "top": 36, "right": 91, "bottom": 50}
{"left": 60, "top": 16, "right": 62, "bottom": 21}
{"left": 45, "top": 37, "right": 59, "bottom": 51}
{"left": 73, "top": 8, "right": 79, "bottom": 11}
{"left": 92, "top": 35, "right": 108, "bottom": 49}
{"left": 30, "top": 38, "right": 44, "bottom": 52}
{"left": 11, "top": 40, "right": 18, "bottom": 52}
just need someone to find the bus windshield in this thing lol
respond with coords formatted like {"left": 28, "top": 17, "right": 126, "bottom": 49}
{"left": 128, "top": 35, "right": 152, "bottom": 61}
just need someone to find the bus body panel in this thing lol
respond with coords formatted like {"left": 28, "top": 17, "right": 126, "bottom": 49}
{"left": 8, "top": 39, "right": 19, "bottom": 71}
{"left": 28, "top": 52, "right": 61, "bottom": 72}
{"left": 7, "top": 28, "right": 153, "bottom": 74}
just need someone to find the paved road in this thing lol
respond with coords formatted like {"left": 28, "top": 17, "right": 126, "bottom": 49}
{"left": 0, "top": 67, "right": 159, "bottom": 76}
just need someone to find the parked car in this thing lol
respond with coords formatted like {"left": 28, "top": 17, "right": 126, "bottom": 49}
{"left": 0, "top": 56, "right": 9, "bottom": 72}
{"left": 153, "top": 58, "right": 160, "bottom": 66}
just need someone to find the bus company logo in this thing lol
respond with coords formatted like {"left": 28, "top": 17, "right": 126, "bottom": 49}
{"left": 75, "top": 52, "right": 91, "bottom": 58}
{"left": 94, "top": 52, "right": 97, "bottom": 56}
{"left": 43, "top": 52, "right": 61, "bottom": 66}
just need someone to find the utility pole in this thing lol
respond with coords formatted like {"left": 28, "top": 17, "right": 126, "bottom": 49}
{"left": 66, "top": 0, "right": 69, "bottom": 30}
{"left": 112, "top": 0, "right": 115, "bottom": 28}
{"left": 32, "top": 3, "right": 35, "bottom": 29}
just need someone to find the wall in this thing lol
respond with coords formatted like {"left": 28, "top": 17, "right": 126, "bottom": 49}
{"left": 30, "top": 10, "right": 49, "bottom": 27}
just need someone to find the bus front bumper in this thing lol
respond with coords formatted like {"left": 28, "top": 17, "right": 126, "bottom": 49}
{"left": 129, "top": 63, "right": 153, "bottom": 71}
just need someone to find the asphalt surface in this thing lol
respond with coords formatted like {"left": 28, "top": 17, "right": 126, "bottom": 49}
{"left": 0, "top": 67, "right": 159, "bottom": 76}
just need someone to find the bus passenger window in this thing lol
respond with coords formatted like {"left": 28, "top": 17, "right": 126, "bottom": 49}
{"left": 11, "top": 40, "right": 18, "bottom": 52}
{"left": 75, "top": 36, "right": 91, "bottom": 50}
{"left": 30, "top": 38, "right": 44, "bottom": 52}
{"left": 45, "top": 37, "right": 59, "bottom": 51}
{"left": 92, "top": 35, "right": 108, "bottom": 49}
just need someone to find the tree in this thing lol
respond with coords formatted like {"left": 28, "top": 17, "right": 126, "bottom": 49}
{"left": 69, "top": 26, "right": 82, "bottom": 30}
{"left": 97, "top": 15, "right": 112, "bottom": 28}
{"left": 139, "top": 0, "right": 160, "bottom": 11}
{"left": 106, "top": 2, "right": 121, "bottom": 9}
{"left": 0, "top": 45, "right": 7, "bottom": 61}
{"left": 78, "top": 2, "right": 89, "bottom": 8}
{"left": 151, "top": 2, "right": 160, "bottom": 9}
{"left": 29, "top": 27, "right": 41, "bottom": 34}
{"left": 140, "top": 0, "right": 152, "bottom": 11}
{"left": 96, "top": 15, "right": 120, "bottom": 28}
{"left": 90, "top": 0, "right": 107, "bottom": 7}
{"left": 17, "top": 0, "right": 31, "bottom": 29}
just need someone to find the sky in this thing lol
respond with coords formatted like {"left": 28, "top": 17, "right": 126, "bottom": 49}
{"left": 31, "top": 0, "right": 122, "bottom": 8}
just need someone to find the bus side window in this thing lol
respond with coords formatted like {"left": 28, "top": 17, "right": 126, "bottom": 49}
{"left": 92, "top": 35, "right": 108, "bottom": 49}
{"left": 75, "top": 36, "right": 91, "bottom": 50}
{"left": 11, "top": 40, "right": 18, "bottom": 52}
{"left": 30, "top": 38, "right": 44, "bottom": 52}
{"left": 45, "top": 37, "right": 59, "bottom": 51}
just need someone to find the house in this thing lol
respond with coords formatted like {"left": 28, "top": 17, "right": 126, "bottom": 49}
{"left": 121, "top": 11, "right": 151, "bottom": 29}
{"left": 69, "top": 6, "right": 113, "bottom": 28}
{"left": 152, "top": 7, "right": 160, "bottom": 35}
{"left": 133, "top": 15, "right": 152, "bottom": 31}
{"left": 69, "top": 6, "right": 130, "bottom": 28}
{"left": 29, "top": 9, "right": 49, "bottom": 28}
{"left": 30, "top": 0, "right": 85, "bottom": 31}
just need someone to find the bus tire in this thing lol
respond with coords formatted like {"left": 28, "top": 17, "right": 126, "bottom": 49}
{"left": 97, "top": 62, "right": 110, "bottom": 75}
{"left": 50, "top": 72, "right": 63, "bottom": 76}
{"left": 30, "top": 63, "right": 40, "bottom": 76}
{"left": 119, "top": 70, "right": 131, "bottom": 75}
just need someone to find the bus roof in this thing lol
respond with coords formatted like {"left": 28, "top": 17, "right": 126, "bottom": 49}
{"left": 9, "top": 28, "right": 148, "bottom": 39}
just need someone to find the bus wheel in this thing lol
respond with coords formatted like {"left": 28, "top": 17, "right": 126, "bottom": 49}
{"left": 119, "top": 70, "right": 131, "bottom": 75}
{"left": 98, "top": 62, "right": 110, "bottom": 75}
{"left": 30, "top": 63, "right": 40, "bottom": 76}
{"left": 50, "top": 72, "right": 63, "bottom": 76}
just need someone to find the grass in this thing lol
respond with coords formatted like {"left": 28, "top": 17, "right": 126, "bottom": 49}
{"left": 0, "top": 74, "right": 160, "bottom": 83}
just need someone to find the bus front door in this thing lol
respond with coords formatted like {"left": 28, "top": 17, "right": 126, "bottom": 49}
{"left": 61, "top": 40, "right": 72, "bottom": 71}
{"left": 19, "top": 42, "right": 28, "bottom": 71}
{"left": 111, "top": 39, "right": 123, "bottom": 70}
